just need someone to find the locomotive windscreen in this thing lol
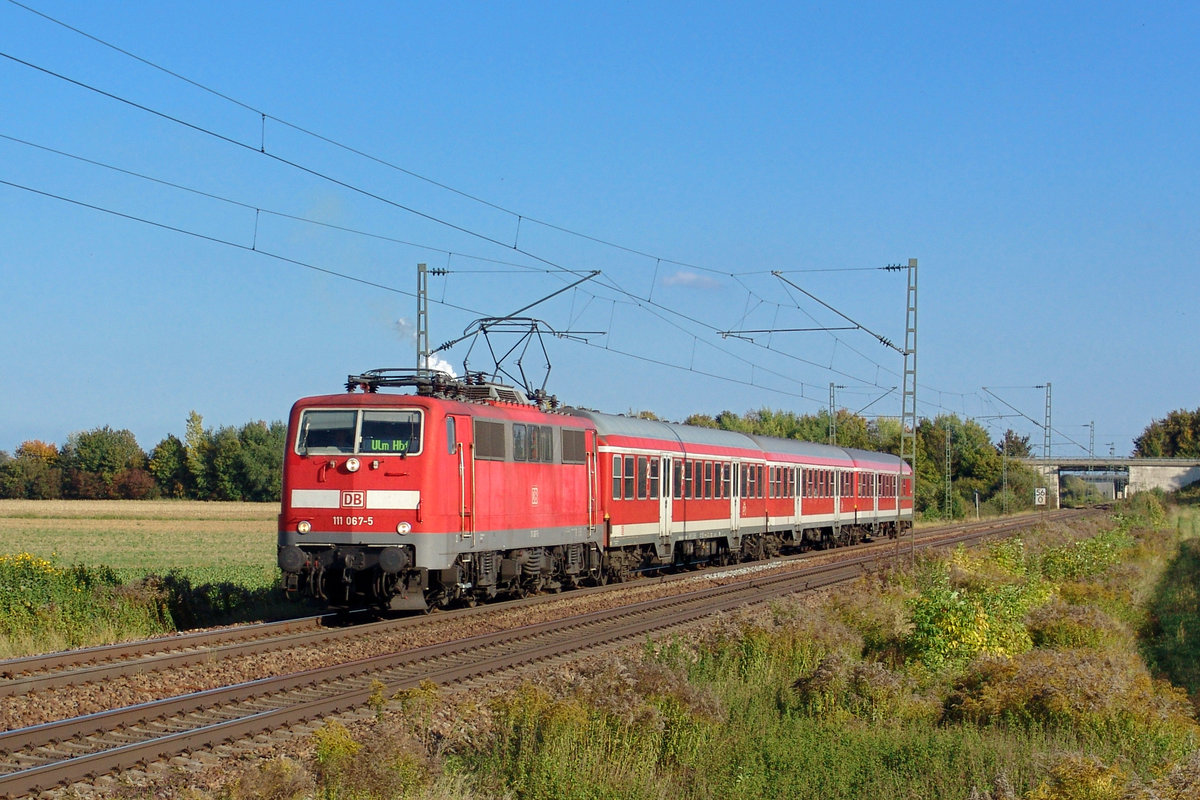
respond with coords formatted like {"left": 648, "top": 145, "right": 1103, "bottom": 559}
{"left": 296, "top": 409, "right": 423, "bottom": 456}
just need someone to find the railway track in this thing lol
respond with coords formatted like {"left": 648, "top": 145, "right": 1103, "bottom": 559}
{"left": 0, "top": 508, "right": 1093, "bottom": 797}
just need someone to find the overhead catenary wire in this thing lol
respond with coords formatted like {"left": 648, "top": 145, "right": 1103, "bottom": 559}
{"left": 1, "top": 5, "right": 979, "bottom": 420}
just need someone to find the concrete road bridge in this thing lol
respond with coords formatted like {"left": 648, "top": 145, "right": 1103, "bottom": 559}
{"left": 1020, "top": 457, "right": 1200, "bottom": 502}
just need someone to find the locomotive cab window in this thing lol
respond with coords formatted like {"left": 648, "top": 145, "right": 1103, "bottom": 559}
{"left": 360, "top": 410, "right": 422, "bottom": 455}
{"left": 296, "top": 409, "right": 422, "bottom": 456}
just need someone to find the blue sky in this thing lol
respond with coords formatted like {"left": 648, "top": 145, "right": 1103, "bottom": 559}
{"left": 1, "top": 1, "right": 1196, "bottom": 458}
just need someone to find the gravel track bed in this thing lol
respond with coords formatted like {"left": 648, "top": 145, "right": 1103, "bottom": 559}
{"left": 4, "top": 523, "right": 1013, "bottom": 735}
{"left": 0, "top": 551, "right": 851, "bottom": 733}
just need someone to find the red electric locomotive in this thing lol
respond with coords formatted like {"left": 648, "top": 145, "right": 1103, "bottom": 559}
{"left": 277, "top": 370, "right": 913, "bottom": 611}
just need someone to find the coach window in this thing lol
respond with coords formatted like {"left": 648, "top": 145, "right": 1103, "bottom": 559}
{"left": 612, "top": 455, "right": 623, "bottom": 499}
{"left": 637, "top": 456, "right": 648, "bottom": 500}
{"left": 684, "top": 460, "right": 693, "bottom": 499}
{"left": 624, "top": 455, "right": 636, "bottom": 500}
{"left": 649, "top": 458, "right": 660, "bottom": 499}
{"left": 722, "top": 463, "right": 731, "bottom": 498}
{"left": 674, "top": 458, "right": 683, "bottom": 499}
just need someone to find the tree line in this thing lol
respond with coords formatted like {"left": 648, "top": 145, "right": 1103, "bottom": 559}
{"left": 0, "top": 412, "right": 285, "bottom": 502}
{"left": 1133, "top": 407, "right": 1200, "bottom": 457}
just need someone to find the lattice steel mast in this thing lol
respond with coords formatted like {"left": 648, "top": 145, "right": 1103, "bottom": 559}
{"left": 900, "top": 259, "right": 918, "bottom": 546}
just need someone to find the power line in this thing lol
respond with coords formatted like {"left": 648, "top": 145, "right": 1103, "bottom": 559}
{"left": 4, "top": 0, "right": 912, "bottom": 285}
{"left": 1, "top": 6, "right": 979, "bottom": 414}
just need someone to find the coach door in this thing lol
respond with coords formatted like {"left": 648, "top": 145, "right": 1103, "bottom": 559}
{"left": 794, "top": 466, "right": 802, "bottom": 521}
{"left": 658, "top": 456, "right": 672, "bottom": 545}
{"left": 448, "top": 415, "right": 474, "bottom": 542}
{"left": 832, "top": 469, "right": 842, "bottom": 531}
{"left": 731, "top": 462, "right": 742, "bottom": 533}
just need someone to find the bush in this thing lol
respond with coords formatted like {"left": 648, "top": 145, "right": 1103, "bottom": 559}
{"left": 1025, "top": 599, "right": 1132, "bottom": 651}
{"left": 945, "top": 648, "right": 1197, "bottom": 762}
{"left": 0, "top": 552, "right": 172, "bottom": 654}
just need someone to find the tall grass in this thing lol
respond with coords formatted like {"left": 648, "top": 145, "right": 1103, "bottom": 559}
{"left": 434, "top": 497, "right": 1200, "bottom": 800}
{"left": 0, "top": 500, "right": 297, "bottom": 656}
{"left": 0, "top": 552, "right": 173, "bottom": 657}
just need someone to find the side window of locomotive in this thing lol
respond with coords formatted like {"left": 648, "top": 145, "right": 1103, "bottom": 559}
{"left": 474, "top": 420, "right": 506, "bottom": 461}
{"left": 561, "top": 429, "right": 586, "bottom": 464}
{"left": 513, "top": 424, "right": 528, "bottom": 461}
{"left": 296, "top": 410, "right": 357, "bottom": 455}
{"left": 535, "top": 426, "right": 553, "bottom": 463}
{"left": 446, "top": 417, "right": 456, "bottom": 455}
{"left": 360, "top": 410, "right": 422, "bottom": 455}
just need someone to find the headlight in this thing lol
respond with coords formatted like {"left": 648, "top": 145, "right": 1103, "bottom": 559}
{"left": 345, "top": 457, "right": 361, "bottom": 473}
{"left": 297, "top": 520, "right": 312, "bottom": 534}
{"left": 396, "top": 521, "right": 412, "bottom": 535}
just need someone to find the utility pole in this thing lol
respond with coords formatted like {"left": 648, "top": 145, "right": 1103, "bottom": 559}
{"left": 416, "top": 262, "right": 431, "bottom": 375}
{"left": 1043, "top": 382, "right": 1052, "bottom": 460}
{"left": 828, "top": 383, "right": 844, "bottom": 445}
{"left": 944, "top": 427, "right": 952, "bottom": 519}
{"left": 900, "top": 259, "right": 918, "bottom": 555}
{"left": 1001, "top": 436, "right": 1009, "bottom": 515}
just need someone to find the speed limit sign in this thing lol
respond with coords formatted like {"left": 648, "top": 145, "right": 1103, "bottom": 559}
{"left": 1035, "top": 487, "right": 1047, "bottom": 506}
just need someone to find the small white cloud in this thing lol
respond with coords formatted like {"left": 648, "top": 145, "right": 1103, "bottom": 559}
{"left": 423, "top": 353, "right": 458, "bottom": 377}
{"left": 661, "top": 270, "right": 722, "bottom": 290}
{"left": 394, "top": 317, "right": 417, "bottom": 342}
{"left": 395, "top": 318, "right": 457, "bottom": 376}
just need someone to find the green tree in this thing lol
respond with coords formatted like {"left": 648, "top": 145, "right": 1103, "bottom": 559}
{"left": 0, "top": 443, "right": 63, "bottom": 499}
{"left": 235, "top": 420, "right": 286, "bottom": 502}
{"left": 1134, "top": 408, "right": 1200, "bottom": 457}
{"left": 208, "top": 426, "right": 244, "bottom": 501}
{"left": 185, "top": 411, "right": 211, "bottom": 499}
{"left": 914, "top": 415, "right": 1004, "bottom": 519}
{"left": 148, "top": 434, "right": 190, "bottom": 498}
{"left": 60, "top": 427, "right": 145, "bottom": 498}
{"left": 997, "top": 429, "right": 1033, "bottom": 459}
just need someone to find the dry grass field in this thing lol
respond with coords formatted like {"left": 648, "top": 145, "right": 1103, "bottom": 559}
{"left": 0, "top": 499, "right": 277, "bottom": 573}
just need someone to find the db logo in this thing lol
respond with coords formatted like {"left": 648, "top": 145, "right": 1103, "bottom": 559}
{"left": 341, "top": 491, "right": 365, "bottom": 508}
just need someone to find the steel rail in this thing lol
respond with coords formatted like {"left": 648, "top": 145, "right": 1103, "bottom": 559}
{"left": 0, "top": 509, "right": 1085, "bottom": 700}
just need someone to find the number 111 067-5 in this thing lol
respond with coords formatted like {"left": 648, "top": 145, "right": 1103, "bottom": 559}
{"left": 332, "top": 516, "right": 374, "bottom": 526}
